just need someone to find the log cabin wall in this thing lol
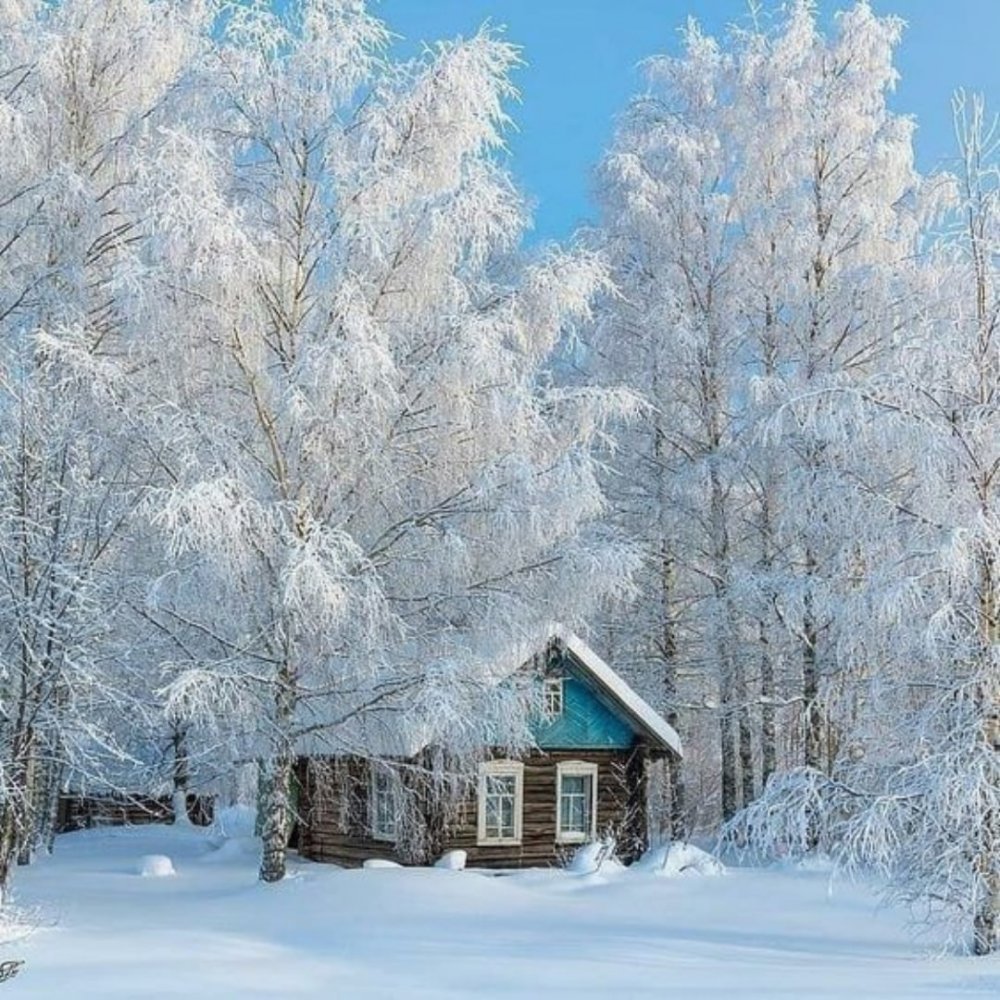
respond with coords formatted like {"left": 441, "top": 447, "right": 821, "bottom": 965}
{"left": 296, "top": 746, "right": 651, "bottom": 869}
{"left": 296, "top": 756, "right": 400, "bottom": 867}
{"left": 56, "top": 793, "right": 214, "bottom": 832}
{"left": 447, "top": 748, "right": 650, "bottom": 868}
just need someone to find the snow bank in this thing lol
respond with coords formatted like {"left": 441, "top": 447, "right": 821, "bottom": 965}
{"left": 209, "top": 805, "right": 256, "bottom": 840}
{"left": 137, "top": 854, "right": 176, "bottom": 878}
{"left": 362, "top": 858, "right": 401, "bottom": 869}
{"left": 15, "top": 824, "right": 1000, "bottom": 997}
{"left": 635, "top": 842, "right": 724, "bottom": 878}
{"left": 434, "top": 850, "right": 466, "bottom": 871}
{"left": 567, "top": 840, "right": 623, "bottom": 876}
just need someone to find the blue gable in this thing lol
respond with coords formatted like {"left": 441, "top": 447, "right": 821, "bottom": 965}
{"left": 531, "top": 650, "right": 637, "bottom": 750}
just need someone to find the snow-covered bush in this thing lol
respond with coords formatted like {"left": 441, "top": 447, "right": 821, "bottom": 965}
{"left": 635, "top": 843, "right": 724, "bottom": 879}
{"left": 434, "top": 851, "right": 467, "bottom": 871}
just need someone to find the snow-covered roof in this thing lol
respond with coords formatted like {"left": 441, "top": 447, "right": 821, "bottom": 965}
{"left": 302, "top": 628, "right": 683, "bottom": 761}
{"left": 556, "top": 630, "right": 683, "bottom": 758}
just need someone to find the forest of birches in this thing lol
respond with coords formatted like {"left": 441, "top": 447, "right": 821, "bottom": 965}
{"left": 1, "top": 0, "right": 999, "bottom": 953}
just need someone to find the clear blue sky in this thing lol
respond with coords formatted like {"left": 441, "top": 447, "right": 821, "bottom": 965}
{"left": 375, "top": 1, "right": 998, "bottom": 244}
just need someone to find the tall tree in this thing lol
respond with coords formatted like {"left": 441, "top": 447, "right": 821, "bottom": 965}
{"left": 145, "top": 1, "right": 638, "bottom": 883}
{"left": 0, "top": 0, "right": 207, "bottom": 894}
{"left": 727, "top": 90, "right": 1000, "bottom": 954}
{"left": 834, "top": 92, "right": 1000, "bottom": 954}
{"left": 588, "top": 1, "right": 922, "bottom": 829}
{"left": 590, "top": 21, "right": 747, "bottom": 825}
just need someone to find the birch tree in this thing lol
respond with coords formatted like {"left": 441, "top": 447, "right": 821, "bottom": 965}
{"left": 834, "top": 93, "right": 1000, "bottom": 955}
{"left": 744, "top": 1, "right": 921, "bottom": 779}
{"left": 590, "top": 21, "right": 749, "bottom": 826}
{"left": 727, "top": 92, "right": 1000, "bottom": 954}
{"left": 0, "top": 0, "right": 207, "bottom": 893}
{"left": 145, "top": 1, "right": 637, "bottom": 883}
{"left": 589, "top": 2, "right": 923, "bottom": 830}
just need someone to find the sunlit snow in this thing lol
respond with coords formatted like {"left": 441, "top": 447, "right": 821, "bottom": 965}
{"left": 5, "top": 824, "right": 1000, "bottom": 998}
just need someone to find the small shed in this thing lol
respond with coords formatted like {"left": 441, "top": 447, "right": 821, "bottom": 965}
{"left": 295, "top": 632, "right": 681, "bottom": 868}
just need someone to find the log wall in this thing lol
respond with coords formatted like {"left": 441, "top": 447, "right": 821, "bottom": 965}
{"left": 56, "top": 793, "right": 214, "bottom": 832}
{"left": 296, "top": 747, "right": 651, "bottom": 869}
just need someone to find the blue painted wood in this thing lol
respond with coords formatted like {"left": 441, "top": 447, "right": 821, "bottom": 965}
{"left": 531, "top": 650, "right": 637, "bottom": 749}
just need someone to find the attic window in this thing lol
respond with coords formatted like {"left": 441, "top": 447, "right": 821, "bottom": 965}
{"left": 542, "top": 677, "right": 564, "bottom": 718}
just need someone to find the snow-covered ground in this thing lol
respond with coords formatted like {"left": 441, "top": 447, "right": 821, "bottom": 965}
{"left": 4, "top": 823, "right": 1000, "bottom": 998}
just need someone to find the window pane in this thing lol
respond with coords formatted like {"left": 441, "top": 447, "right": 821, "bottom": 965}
{"left": 483, "top": 771, "right": 519, "bottom": 840}
{"left": 500, "top": 796, "right": 513, "bottom": 836}
{"left": 543, "top": 679, "right": 563, "bottom": 716}
{"left": 560, "top": 772, "right": 593, "bottom": 835}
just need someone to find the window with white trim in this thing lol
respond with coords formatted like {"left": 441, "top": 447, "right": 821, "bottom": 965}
{"left": 370, "top": 766, "right": 398, "bottom": 842}
{"left": 556, "top": 760, "right": 598, "bottom": 844}
{"left": 542, "top": 677, "right": 564, "bottom": 717}
{"left": 477, "top": 760, "right": 524, "bottom": 845}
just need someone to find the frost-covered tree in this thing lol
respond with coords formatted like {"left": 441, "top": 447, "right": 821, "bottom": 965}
{"left": 728, "top": 91, "right": 1000, "bottom": 954}
{"left": 738, "top": 1, "right": 921, "bottom": 780}
{"left": 588, "top": 1, "right": 923, "bottom": 830}
{"left": 590, "top": 21, "right": 748, "bottom": 827}
{"left": 0, "top": 0, "right": 209, "bottom": 893}
{"left": 839, "top": 94, "right": 1000, "bottom": 954}
{"left": 144, "top": 1, "right": 637, "bottom": 883}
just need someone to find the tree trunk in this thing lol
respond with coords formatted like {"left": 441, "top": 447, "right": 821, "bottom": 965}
{"left": 0, "top": 730, "right": 32, "bottom": 894}
{"left": 802, "top": 630, "right": 822, "bottom": 771}
{"left": 259, "top": 662, "right": 297, "bottom": 883}
{"left": 802, "top": 552, "right": 823, "bottom": 772}
{"left": 760, "top": 619, "right": 777, "bottom": 786}
{"left": 739, "top": 697, "right": 755, "bottom": 807}
{"left": 709, "top": 460, "right": 738, "bottom": 821}
{"left": 972, "top": 900, "right": 999, "bottom": 956}
{"left": 757, "top": 472, "right": 778, "bottom": 788}
{"left": 16, "top": 741, "right": 37, "bottom": 867}
{"left": 659, "top": 546, "right": 686, "bottom": 839}
{"left": 665, "top": 755, "right": 686, "bottom": 841}
{"left": 38, "top": 757, "right": 65, "bottom": 856}
{"left": 973, "top": 801, "right": 1000, "bottom": 956}
{"left": 258, "top": 753, "right": 293, "bottom": 883}
{"left": 171, "top": 725, "right": 192, "bottom": 827}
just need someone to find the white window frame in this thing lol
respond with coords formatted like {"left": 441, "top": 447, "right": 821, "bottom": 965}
{"left": 542, "top": 677, "right": 564, "bottom": 718}
{"left": 476, "top": 760, "right": 524, "bottom": 846}
{"left": 369, "top": 765, "right": 399, "bottom": 842}
{"left": 556, "top": 760, "right": 599, "bottom": 844}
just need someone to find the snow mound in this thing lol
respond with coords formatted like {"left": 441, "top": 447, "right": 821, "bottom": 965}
{"left": 567, "top": 840, "right": 623, "bottom": 876}
{"left": 363, "top": 859, "right": 401, "bottom": 870}
{"left": 635, "top": 843, "right": 724, "bottom": 878}
{"left": 209, "top": 805, "right": 256, "bottom": 840}
{"left": 434, "top": 850, "right": 466, "bottom": 871}
{"left": 138, "top": 854, "right": 176, "bottom": 878}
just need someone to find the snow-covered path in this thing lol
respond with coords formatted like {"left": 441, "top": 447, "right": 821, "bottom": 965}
{"left": 5, "top": 825, "right": 1000, "bottom": 997}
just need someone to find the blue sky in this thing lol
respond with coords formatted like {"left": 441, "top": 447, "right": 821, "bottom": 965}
{"left": 376, "top": 0, "right": 998, "bottom": 244}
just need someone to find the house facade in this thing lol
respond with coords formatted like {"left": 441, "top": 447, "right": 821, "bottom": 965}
{"left": 295, "top": 633, "right": 682, "bottom": 868}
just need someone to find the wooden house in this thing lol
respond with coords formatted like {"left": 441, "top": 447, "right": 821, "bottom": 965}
{"left": 295, "top": 632, "right": 682, "bottom": 868}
